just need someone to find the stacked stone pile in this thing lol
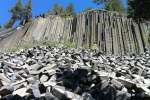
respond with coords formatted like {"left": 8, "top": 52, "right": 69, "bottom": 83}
{"left": 0, "top": 46, "right": 150, "bottom": 100}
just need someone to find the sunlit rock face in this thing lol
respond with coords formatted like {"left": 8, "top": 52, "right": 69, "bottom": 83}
{"left": 0, "top": 10, "right": 148, "bottom": 55}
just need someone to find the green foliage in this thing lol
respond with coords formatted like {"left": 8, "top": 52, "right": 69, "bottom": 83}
{"left": 22, "top": 0, "right": 33, "bottom": 24}
{"left": 83, "top": 8, "right": 97, "bottom": 13}
{"left": 148, "top": 28, "right": 150, "bottom": 39}
{"left": 44, "top": 41, "right": 59, "bottom": 46}
{"left": 65, "top": 16, "right": 72, "bottom": 18}
{"left": 5, "top": 0, "right": 33, "bottom": 27}
{"left": 57, "top": 44, "right": 64, "bottom": 47}
{"left": 0, "top": 43, "right": 40, "bottom": 53}
{"left": 8, "top": 0, "right": 24, "bottom": 27}
{"left": 91, "top": 44, "right": 99, "bottom": 51}
{"left": 83, "top": 44, "right": 90, "bottom": 50}
{"left": 93, "top": 0, "right": 109, "bottom": 7}
{"left": 47, "top": 1, "right": 75, "bottom": 17}
{"left": 105, "top": 1, "right": 113, "bottom": 11}
{"left": 44, "top": 40, "right": 77, "bottom": 48}
{"left": 127, "top": 0, "right": 150, "bottom": 22}
{"left": 82, "top": 6, "right": 92, "bottom": 12}
{"left": 63, "top": 41, "right": 77, "bottom": 47}
{"left": 46, "top": 8, "right": 53, "bottom": 14}
{"left": 105, "top": 0, "right": 125, "bottom": 14}
{"left": 65, "top": 2, "right": 76, "bottom": 15}
{"left": 24, "top": 0, "right": 33, "bottom": 16}
{"left": 1, "top": 41, "right": 98, "bottom": 53}
{"left": 52, "top": 1, "right": 64, "bottom": 15}
{"left": 61, "top": 12, "right": 72, "bottom": 18}
{"left": 9, "top": 47, "right": 21, "bottom": 52}
{"left": 62, "top": 15, "right": 72, "bottom": 18}
{"left": 4, "top": 19, "right": 13, "bottom": 28}
{"left": 24, "top": 44, "right": 38, "bottom": 49}
{"left": 61, "top": 12, "right": 67, "bottom": 18}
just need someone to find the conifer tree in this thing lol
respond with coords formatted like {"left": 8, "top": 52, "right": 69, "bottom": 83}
{"left": 127, "top": 0, "right": 150, "bottom": 22}
{"left": 82, "top": 6, "right": 92, "bottom": 12}
{"left": 93, "top": 0, "right": 109, "bottom": 7}
{"left": 59, "top": 5, "right": 64, "bottom": 15}
{"left": 65, "top": 2, "right": 76, "bottom": 15}
{"left": 105, "top": 1, "right": 113, "bottom": 11}
{"left": 52, "top": 1, "right": 64, "bottom": 15}
{"left": 8, "top": 0, "right": 24, "bottom": 27}
{"left": 105, "top": 0, "right": 125, "bottom": 14}
{"left": 4, "top": 18, "right": 13, "bottom": 28}
{"left": 22, "top": 0, "right": 33, "bottom": 25}
{"left": 46, "top": 8, "right": 53, "bottom": 14}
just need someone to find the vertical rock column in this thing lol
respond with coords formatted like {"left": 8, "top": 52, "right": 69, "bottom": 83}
{"left": 120, "top": 16, "right": 127, "bottom": 55}
{"left": 19, "top": 10, "right": 148, "bottom": 55}
{"left": 132, "top": 22, "right": 144, "bottom": 54}
{"left": 139, "top": 23, "right": 148, "bottom": 49}
{"left": 116, "top": 18, "right": 124, "bottom": 55}
{"left": 22, "top": 18, "right": 39, "bottom": 43}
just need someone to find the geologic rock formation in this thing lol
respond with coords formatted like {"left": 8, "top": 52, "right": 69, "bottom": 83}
{"left": 0, "top": 10, "right": 149, "bottom": 55}
{"left": 0, "top": 46, "right": 150, "bottom": 100}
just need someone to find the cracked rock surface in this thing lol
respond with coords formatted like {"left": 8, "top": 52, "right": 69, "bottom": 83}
{"left": 0, "top": 46, "right": 150, "bottom": 100}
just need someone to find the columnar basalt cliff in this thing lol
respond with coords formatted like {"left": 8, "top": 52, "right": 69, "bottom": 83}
{"left": 0, "top": 10, "right": 149, "bottom": 55}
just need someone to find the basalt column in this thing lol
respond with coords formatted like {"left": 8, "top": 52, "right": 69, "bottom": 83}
{"left": 0, "top": 10, "right": 148, "bottom": 55}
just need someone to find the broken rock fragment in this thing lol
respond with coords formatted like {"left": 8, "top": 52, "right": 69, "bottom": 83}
{"left": 0, "top": 45, "right": 149, "bottom": 100}
{"left": 0, "top": 84, "right": 14, "bottom": 96}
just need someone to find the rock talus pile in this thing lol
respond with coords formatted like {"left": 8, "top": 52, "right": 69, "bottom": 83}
{"left": 0, "top": 46, "right": 150, "bottom": 100}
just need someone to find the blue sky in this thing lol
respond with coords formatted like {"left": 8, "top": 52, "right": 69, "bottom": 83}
{"left": 0, "top": 0, "right": 127, "bottom": 28}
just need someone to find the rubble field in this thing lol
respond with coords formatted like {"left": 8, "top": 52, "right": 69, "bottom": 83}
{"left": 0, "top": 46, "right": 150, "bottom": 100}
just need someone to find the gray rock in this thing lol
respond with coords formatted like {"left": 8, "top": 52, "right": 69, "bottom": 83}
{"left": 96, "top": 80, "right": 109, "bottom": 91}
{"left": 87, "top": 75, "right": 97, "bottom": 83}
{"left": 82, "top": 92, "right": 95, "bottom": 100}
{"left": 32, "top": 89, "right": 41, "bottom": 98}
{"left": 40, "top": 75, "right": 48, "bottom": 83}
{"left": 117, "top": 78, "right": 134, "bottom": 89}
{"left": 0, "top": 84, "right": 14, "bottom": 96}
{"left": 51, "top": 88, "right": 68, "bottom": 100}
{"left": 111, "top": 79, "right": 123, "bottom": 90}
{"left": 45, "top": 92, "right": 58, "bottom": 100}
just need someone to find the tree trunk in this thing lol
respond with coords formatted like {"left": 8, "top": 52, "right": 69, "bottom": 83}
{"left": 11, "top": 20, "right": 16, "bottom": 28}
{"left": 22, "top": 17, "right": 27, "bottom": 26}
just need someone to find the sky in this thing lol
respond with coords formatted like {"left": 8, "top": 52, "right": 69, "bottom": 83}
{"left": 0, "top": 0, "right": 127, "bottom": 27}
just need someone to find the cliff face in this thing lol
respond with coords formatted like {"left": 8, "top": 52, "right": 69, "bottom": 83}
{"left": 0, "top": 10, "right": 149, "bottom": 55}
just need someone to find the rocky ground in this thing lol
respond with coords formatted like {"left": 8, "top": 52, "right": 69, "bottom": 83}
{"left": 0, "top": 46, "right": 150, "bottom": 100}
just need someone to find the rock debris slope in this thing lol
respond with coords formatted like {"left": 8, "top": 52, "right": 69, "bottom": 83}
{"left": 0, "top": 10, "right": 149, "bottom": 55}
{"left": 0, "top": 46, "right": 150, "bottom": 100}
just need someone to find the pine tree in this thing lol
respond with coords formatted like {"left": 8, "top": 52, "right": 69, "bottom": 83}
{"left": 93, "top": 0, "right": 109, "bottom": 7}
{"left": 4, "top": 18, "right": 13, "bottom": 28}
{"left": 8, "top": 0, "right": 24, "bottom": 27}
{"left": 105, "top": 0, "right": 125, "bottom": 14}
{"left": 59, "top": 5, "right": 64, "bottom": 15}
{"left": 46, "top": 8, "right": 53, "bottom": 14}
{"left": 22, "top": 0, "right": 33, "bottom": 25}
{"left": 52, "top": 1, "right": 59, "bottom": 14}
{"left": 52, "top": 1, "right": 64, "bottom": 15}
{"left": 86, "top": 6, "right": 92, "bottom": 11}
{"left": 65, "top": 2, "right": 76, "bottom": 15}
{"left": 127, "top": 0, "right": 150, "bottom": 22}
{"left": 82, "top": 6, "right": 92, "bottom": 12}
{"left": 105, "top": 1, "right": 113, "bottom": 11}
